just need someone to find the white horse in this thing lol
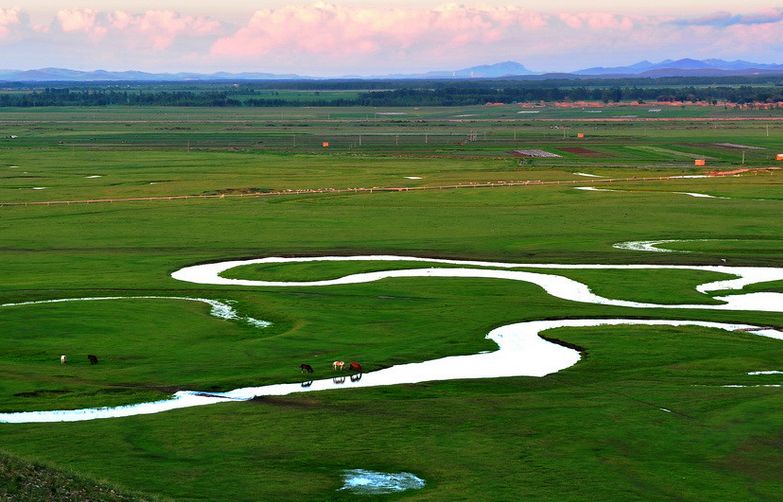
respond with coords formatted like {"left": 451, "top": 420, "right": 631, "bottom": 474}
{"left": 332, "top": 360, "right": 345, "bottom": 371}
{"left": 60, "top": 355, "right": 67, "bottom": 365}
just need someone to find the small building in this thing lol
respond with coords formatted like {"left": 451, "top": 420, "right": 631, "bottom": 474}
{"left": 577, "top": 133, "right": 585, "bottom": 139}
{"left": 322, "top": 141, "right": 330, "bottom": 148}
{"left": 776, "top": 154, "right": 783, "bottom": 161}
{"left": 694, "top": 159, "right": 707, "bottom": 167}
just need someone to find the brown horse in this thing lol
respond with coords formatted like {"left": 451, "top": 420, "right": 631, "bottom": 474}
{"left": 299, "top": 364, "right": 314, "bottom": 374}
{"left": 349, "top": 361, "right": 363, "bottom": 373}
{"left": 332, "top": 360, "right": 345, "bottom": 371}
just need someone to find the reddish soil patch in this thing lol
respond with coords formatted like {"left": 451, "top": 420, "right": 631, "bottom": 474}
{"left": 560, "top": 147, "right": 605, "bottom": 156}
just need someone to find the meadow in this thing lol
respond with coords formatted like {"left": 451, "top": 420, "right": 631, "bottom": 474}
{"left": 0, "top": 103, "right": 782, "bottom": 500}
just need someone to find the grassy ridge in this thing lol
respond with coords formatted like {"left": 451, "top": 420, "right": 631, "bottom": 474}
{"left": 0, "top": 451, "right": 159, "bottom": 501}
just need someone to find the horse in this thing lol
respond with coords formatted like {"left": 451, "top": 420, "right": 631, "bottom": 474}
{"left": 87, "top": 355, "right": 99, "bottom": 365}
{"left": 60, "top": 355, "right": 67, "bottom": 365}
{"left": 299, "top": 363, "right": 314, "bottom": 374}
{"left": 332, "top": 360, "right": 345, "bottom": 371}
{"left": 349, "top": 361, "right": 363, "bottom": 373}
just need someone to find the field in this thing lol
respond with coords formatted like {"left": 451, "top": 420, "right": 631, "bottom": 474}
{"left": 1, "top": 103, "right": 782, "bottom": 500}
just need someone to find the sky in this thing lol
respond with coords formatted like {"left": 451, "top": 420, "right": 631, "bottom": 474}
{"left": 1, "top": 1, "right": 782, "bottom": 75}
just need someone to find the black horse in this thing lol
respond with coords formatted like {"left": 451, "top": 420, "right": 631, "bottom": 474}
{"left": 87, "top": 355, "right": 99, "bottom": 365}
{"left": 299, "top": 363, "right": 314, "bottom": 374}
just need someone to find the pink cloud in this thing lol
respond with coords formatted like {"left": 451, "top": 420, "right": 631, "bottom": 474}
{"left": 57, "top": 8, "right": 107, "bottom": 38}
{"left": 55, "top": 8, "right": 218, "bottom": 49}
{"left": 0, "top": 8, "right": 22, "bottom": 38}
{"left": 110, "top": 10, "right": 220, "bottom": 49}
{"left": 558, "top": 13, "right": 635, "bottom": 31}
{"left": 4, "top": 5, "right": 783, "bottom": 73}
{"left": 211, "top": 3, "right": 550, "bottom": 58}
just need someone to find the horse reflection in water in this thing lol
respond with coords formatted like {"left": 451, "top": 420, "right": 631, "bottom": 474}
{"left": 301, "top": 380, "right": 313, "bottom": 388}
{"left": 350, "top": 373, "right": 362, "bottom": 382}
{"left": 333, "top": 376, "right": 346, "bottom": 384}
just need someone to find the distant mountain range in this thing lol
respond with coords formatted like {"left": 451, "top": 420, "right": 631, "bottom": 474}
{"left": 381, "top": 61, "right": 536, "bottom": 79}
{"left": 0, "top": 68, "right": 304, "bottom": 82}
{"left": 574, "top": 58, "right": 783, "bottom": 77}
{"left": 0, "top": 59, "right": 782, "bottom": 82}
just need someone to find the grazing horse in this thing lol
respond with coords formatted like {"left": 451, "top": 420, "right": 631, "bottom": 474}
{"left": 332, "top": 360, "right": 345, "bottom": 371}
{"left": 87, "top": 355, "right": 99, "bottom": 365}
{"left": 299, "top": 363, "right": 314, "bottom": 374}
{"left": 349, "top": 361, "right": 363, "bottom": 373}
{"left": 60, "top": 355, "right": 67, "bottom": 365}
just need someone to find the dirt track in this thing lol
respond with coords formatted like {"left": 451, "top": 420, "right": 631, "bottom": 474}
{"left": 2, "top": 173, "right": 771, "bottom": 208}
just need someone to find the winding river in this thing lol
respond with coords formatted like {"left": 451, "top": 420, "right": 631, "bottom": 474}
{"left": 1, "top": 255, "right": 781, "bottom": 423}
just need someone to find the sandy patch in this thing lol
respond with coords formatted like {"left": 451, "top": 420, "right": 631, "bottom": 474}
{"left": 404, "top": 176, "right": 423, "bottom": 180}
{"left": 85, "top": 175, "right": 102, "bottom": 179}
{"left": 614, "top": 240, "right": 686, "bottom": 253}
{"left": 715, "top": 143, "right": 766, "bottom": 150}
{"left": 575, "top": 186, "right": 621, "bottom": 192}
{"left": 675, "top": 192, "right": 727, "bottom": 199}
{"left": 513, "top": 149, "right": 561, "bottom": 158}
{"left": 574, "top": 172, "right": 603, "bottom": 178}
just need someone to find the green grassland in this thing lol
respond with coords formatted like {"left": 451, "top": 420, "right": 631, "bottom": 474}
{"left": 0, "top": 105, "right": 782, "bottom": 500}
{"left": 223, "top": 261, "right": 732, "bottom": 305}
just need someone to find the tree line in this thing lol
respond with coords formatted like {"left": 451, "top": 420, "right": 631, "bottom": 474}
{"left": 0, "top": 81, "right": 782, "bottom": 107}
